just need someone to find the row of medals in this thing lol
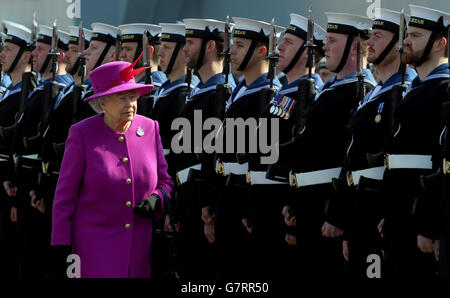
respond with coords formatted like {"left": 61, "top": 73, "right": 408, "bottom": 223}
{"left": 269, "top": 101, "right": 292, "bottom": 120}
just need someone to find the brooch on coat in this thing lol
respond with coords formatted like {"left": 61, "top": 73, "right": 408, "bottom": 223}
{"left": 136, "top": 127, "right": 145, "bottom": 137}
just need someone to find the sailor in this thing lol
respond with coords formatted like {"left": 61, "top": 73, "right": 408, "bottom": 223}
{"left": 264, "top": 12, "right": 326, "bottom": 279}
{"left": 118, "top": 23, "right": 166, "bottom": 116}
{"left": 78, "top": 22, "right": 120, "bottom": 119}
{"left": 335, "top": 8, "right": 417, "bottom": 278}
{"left": 173, "top": 18, "right": 236, "bottom": 278}
{"left": 9, "top": 23, "right": 72, "bottom": 279}
{"left": 0, "top": 20, "right": 32, "bottom": 278}
{"left": 286, "top": 12, "right": 376, "bottom": 278}
{"left": 382, "top": 5, "right": 449, "bottom": 278}
{"left": 212, "top": 17, "right": 283, "bottom": 279}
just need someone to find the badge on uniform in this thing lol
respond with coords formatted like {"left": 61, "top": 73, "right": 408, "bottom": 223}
{"left": 136, "top": 127, "right": 144, "bottom": 137}
{"left": 375, "top": 102, "right": 384, "bottom": 123}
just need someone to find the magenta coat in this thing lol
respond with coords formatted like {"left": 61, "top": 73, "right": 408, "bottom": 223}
{"left": 51, "top": 114, "right": 173, "bottom": 278}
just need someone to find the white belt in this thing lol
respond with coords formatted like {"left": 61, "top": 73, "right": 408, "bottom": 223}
{"left": 176, "top": 164, "right": 201, "bottom": 186}
{"left": 384, "top": 154, "right": 432, "bottom": 170}
{"left": 246, "top": 171, "right": 288, "bottom": 185}
{"left": 289, "top": 167, "right": 342, "bottom": 188}
{"left": 216, "top": 160, "right": 248, "bottom": 176}
{"left": 346, "top": 166, "right": 385, "bottom": 187}
{"left": 22, "top": 154, "right": 39, "bottom": 160}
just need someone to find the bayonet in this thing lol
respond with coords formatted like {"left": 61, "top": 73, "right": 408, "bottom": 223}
{"left": 222, "top": 15, "right": 231, "bottom": 84}
{"left": 399, "top": 8, "right": 407, "bottom": 86}
{"left": 142, "top": 31, "right": 152, "bottom": 84}
{"left": 267, "top": 18, "right": 278, "bottom": 89}
{"left": 30, "top": 12, "right": 38, "bottom": 71}
{"left": 305, "top": 6, "right": 316, "bottom": 78}
{"left": 77, "top": 22, "right": 86, "bottom": 82}
{"left": 115, "top": 33, "right": 121, "bottom": 61}
{"left": 356, "top": 34, "right": 362, "bottom": 76}
{"left": 356, "top": 33, "right": 366, "bottom": 101}
{"left": 50, "top": 20, "right": 59, "bottom": 81}
{"left": 78, "top": 22, "right": 85, "bottom": 57}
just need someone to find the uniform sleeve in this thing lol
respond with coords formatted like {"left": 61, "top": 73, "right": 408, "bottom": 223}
{"left": 152, "top": 120, "right": 174, "bottom": 219}
{"left": 51, "top": 125, "right": 86, "bottom": 246}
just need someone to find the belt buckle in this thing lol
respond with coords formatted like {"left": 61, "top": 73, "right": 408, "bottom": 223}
{"left": 346, "top": 171, "right": 354, "bottom": 187}
{"left": 175, "top": 172, "right": 182, "bottom": 186}
{"left": 13, "top": 154, "right": 20, "bottom": 166}
{"left": 42, "top": 161, "right": 49, "bottom": 175}
{"left": 246, "top": 170, "right": 252, "bottom": 185}
{"left": 384, "top": 154, "right": 390, "bottom": 170}
{"left": 444, "top": 158, "right": 450, "bottom": 175}
{"left": 216, "top": 161, "right": 225, "bottom": 176}
{"left": 289, "top": 170, "right": 298, "bottom": 188}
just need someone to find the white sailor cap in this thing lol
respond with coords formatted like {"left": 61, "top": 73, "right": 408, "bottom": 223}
{"left": 68, "top": 26, "right": 93, "bottom": 46}
{"left": 57, "top": 30, "right": 70, "bottom": 50}
{"left": 2, "top": 20, "right": 31, "bottom": 46}
{"left": 159, "top": 23, "right": 186, "bottom": 43}
{"left": 183, "top": 18, "right": 233, "bottom": 41}
{"left": 372, "top": 8, "right": 407, "bottom": 33}
{"left": 232, "top": 17, "right": 284, "bottom": 42}
{"left": 325, "top": 12, "right": 373, "bottom": 38}
{"left": 286, "top": 13, "right": 327, "bottom": 42}
{"left": 90, "top": 22, "right": 120, "bottom": 45}
{"left": 408, "top": 4, "right": 449, "bottom": 35}
{"left": 119, "top": 23, "right": 162, "bottom": 44}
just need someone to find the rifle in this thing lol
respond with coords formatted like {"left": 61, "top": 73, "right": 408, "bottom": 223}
{"left": 386, "top": 9, "right": 408, "bottom": 147}
{"left": 176, "top": 68, "right": 192, "bottom": 116}
{"left": 294, "top": 6, "right": 317, "bottom": 135}
{"left": 355, "top": 33, "right": 366, "bottom": 103}
{"left": 51, "top": 23, "right": 88, "bottom": 159}
{"left": 115, "top": 33, "right": 121, "bottom": 61}
{"left": 215, "top": 16, "right": 233, "bottom": 121}
{"left": 72, "top": 23, "right": 87, "bottom": 123}
{"left": 0, "top": 34, "right": 3, "bottom": 85}
{"left": 23, "top": 20, "right": 60, "bottom": 151}
{"left": 137, "top": 31, "right": 155, "bottom": 117}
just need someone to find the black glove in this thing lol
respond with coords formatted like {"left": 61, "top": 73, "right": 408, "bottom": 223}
{"left": 134, "top": 194, "right": 161, "bottom": 218}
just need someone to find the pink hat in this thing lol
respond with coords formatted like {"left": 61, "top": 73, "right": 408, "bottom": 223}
{"left": 84, "top": 56, "right": 154, "bottom": 102}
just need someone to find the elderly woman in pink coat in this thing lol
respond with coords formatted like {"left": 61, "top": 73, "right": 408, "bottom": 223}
{"left": 51, "top": 57, "right": 173, "bottom": 278}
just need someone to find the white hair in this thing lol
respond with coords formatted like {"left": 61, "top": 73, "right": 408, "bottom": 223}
{"left": 88, "top": 96, "right": 108, "bottom": 114}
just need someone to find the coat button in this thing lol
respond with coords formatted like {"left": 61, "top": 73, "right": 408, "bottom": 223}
{"left": 126, "top": 201, "right": 132, "bottom": 207}
{"left": 118, "top": 136, "right": 124, "bottom": 142}
{"left": 125, "top": 223, "right": 131, "bottom": 229}
{"left": 125, "top": 178, "right": 131, "bottom": 184}
{"left": 122, "top": 157, "right": 129, "bottom": 163}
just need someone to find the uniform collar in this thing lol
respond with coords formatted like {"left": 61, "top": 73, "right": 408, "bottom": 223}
{"left": 280, "top": 73, "right": 323, "bottom": 94}
{"left": 410, "top": 63, "right": 449, "bottom": 89}
{"left": 137, "top": 70, "right": 167, "bottom": 86}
